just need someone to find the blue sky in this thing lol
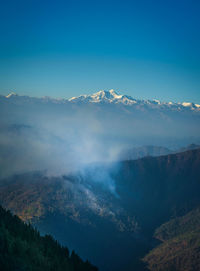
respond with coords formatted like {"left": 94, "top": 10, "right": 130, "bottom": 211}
{"left": 0, "top": 0, "right": 200, "bottom": 102}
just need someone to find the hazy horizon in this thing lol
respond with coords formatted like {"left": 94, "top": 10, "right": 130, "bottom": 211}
{"left": 1, "top": 89, "right": 200, "bottom": 105}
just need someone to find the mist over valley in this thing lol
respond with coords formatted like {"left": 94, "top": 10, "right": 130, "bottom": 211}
{"left": 1, "top": 90, "right": 200, "bottom": 270}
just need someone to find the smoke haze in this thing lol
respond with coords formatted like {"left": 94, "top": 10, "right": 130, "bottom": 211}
{"left": 0, "top": 94, "right": 200, "bottom": 179}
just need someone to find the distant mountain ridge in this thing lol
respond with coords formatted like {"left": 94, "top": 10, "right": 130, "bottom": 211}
{"left": 2, "top": 89, "right": 200, "bottom": 110}
{"left": 119, "top": 143, "right": 200, "bottom": 161}
{"left": 1, "top": 89, "right": 200, "bottom": 178}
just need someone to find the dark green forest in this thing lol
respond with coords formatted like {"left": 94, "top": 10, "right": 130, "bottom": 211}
{"left": 0, "top": 205, "right": 98, "bottom": 271}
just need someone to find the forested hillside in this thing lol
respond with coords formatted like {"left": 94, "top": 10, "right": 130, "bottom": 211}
{"left": 143, "top": 208, "right": 200, "bottom": 270}
{"left": 1, "top": 149, "right": 200, "bottom": 270}
{"left": 0, "top": 205, "right": 98, "bottom": 271}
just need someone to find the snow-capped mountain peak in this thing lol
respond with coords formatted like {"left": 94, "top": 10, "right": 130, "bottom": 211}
{"left": 6, "top": 92, "right": 18, "bottom": 98}
{"left": 69, "top": 89, "right": 137, "bottom": 105}
{"left": 67, "top": 89, "right": 200, "bottom": 110}
{"left": 2, "top": 90, "right": 200, "bottom": 111}
{"left": 90, "top": 89, "right": 123, "bottom": 101}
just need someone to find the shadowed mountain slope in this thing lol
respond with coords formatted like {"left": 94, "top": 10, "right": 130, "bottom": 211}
{"left": 143, "top": 208, "right": 200, "bottom": 271}
{"left": 0, "top": 205, "right": 98, "bottom": 271}
{"left": 0, "top": 149, "right": 200, "bottom": 270}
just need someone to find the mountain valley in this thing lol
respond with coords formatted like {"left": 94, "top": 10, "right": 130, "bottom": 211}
{"left": 1, "top": 148, "right": 200, "bottom": 270}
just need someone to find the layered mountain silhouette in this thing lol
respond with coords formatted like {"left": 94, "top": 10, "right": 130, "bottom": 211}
{"left": 1, "top": 148, "right": 200, "bottom": 270}
{"left": 119, "top": 143, "right": 200, "bottom": 160}
{"left": 0, "top": 90, "right": 200, "bottom": 179}
{"left": 68, "top": 89, "right": 200, "bottom": 110}
{"left": 3, "top": 89, "right": 200, "bottom": 109}
{"left": 1, "top": 90, "right": 200, "bottom": 270}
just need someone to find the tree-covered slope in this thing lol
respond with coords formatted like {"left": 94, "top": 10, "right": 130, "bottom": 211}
{"left": 1, "top": 148, "right": 200, "bottom": 270}
{"left": 0, "top": 205, "right": 98, "bottom": 271}
{"left": 143, "top": 208, "right": 200, "bottom": 271}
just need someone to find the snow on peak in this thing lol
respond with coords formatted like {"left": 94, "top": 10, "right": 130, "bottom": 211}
{"left": 68, "top": 89, "right": 137, "bottom": 105}
{"left": 182, "top": 102, "right": 194, "bottom": 107}
{"left": 2, "top": 90, "right": 200, "bottom": 111}
{"left": 90, "top": 89, "right": 122, "bottom": 101}
{"left": 6, "top": 92, "right": 18, "bottom": 98}
{"left": 181, "top": 102, "right": 200, "bottom": 109}
{"left": 67, "top": 90, "right": 200, "bottom": 111}
{"left": 153, "top": 99, "right": 161, "bottom": 104}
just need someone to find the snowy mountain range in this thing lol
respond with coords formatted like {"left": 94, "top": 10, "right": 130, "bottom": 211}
{"left": 2, "top": 89, "right": 200, "bottom": 111}
{"left": 1, "top": 88, "right": 200, "bottom": 179}
{"left": 68, "top": 89, "right": 138, "bottom": 105}
{"left": 69, "top": 89, "right": 200, "bottom": 109}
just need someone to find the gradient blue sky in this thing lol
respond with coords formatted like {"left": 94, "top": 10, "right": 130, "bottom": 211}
{"left": 0, "top": 0, "right": 200, "bottom": 102}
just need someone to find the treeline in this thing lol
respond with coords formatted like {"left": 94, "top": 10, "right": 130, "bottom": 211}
{"left": 0, "top": 205, "right": 98, "bottom": 271}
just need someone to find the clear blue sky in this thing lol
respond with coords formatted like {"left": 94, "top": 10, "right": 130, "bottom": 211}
{"left": 0, "top": 0, "right": 200, "bottom": 103}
